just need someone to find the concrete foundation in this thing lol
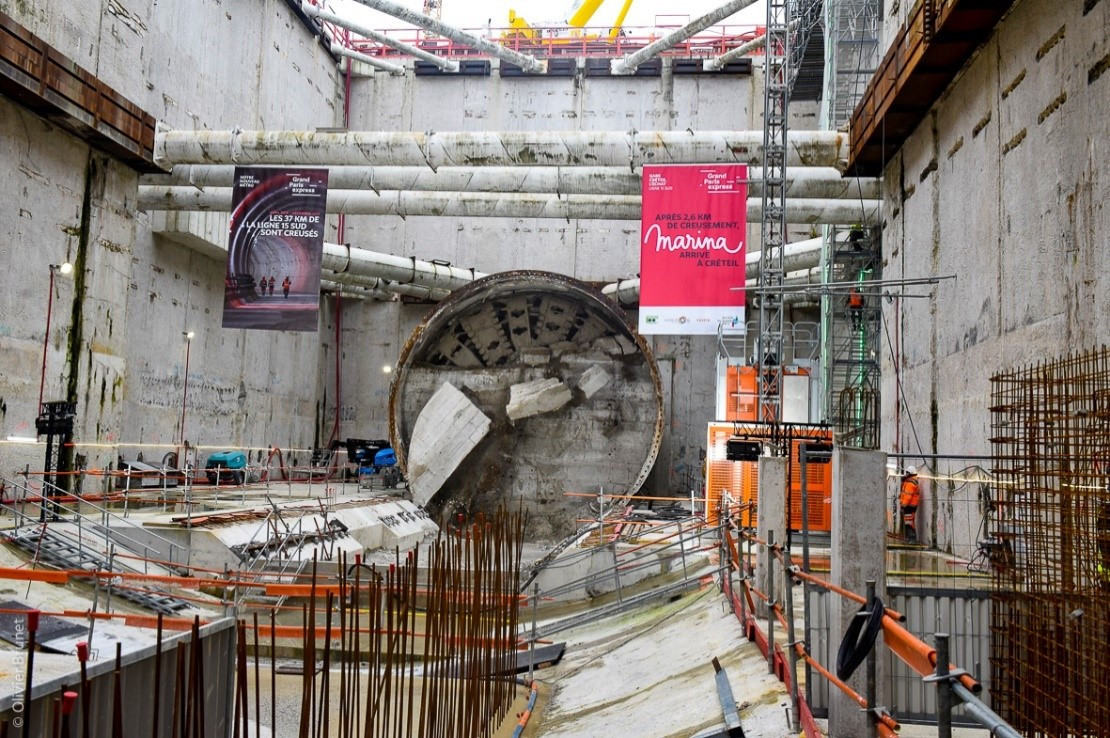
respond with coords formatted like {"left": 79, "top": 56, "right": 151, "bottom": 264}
{"left": 828, "top": 447, "right": 887, "bottom": 738}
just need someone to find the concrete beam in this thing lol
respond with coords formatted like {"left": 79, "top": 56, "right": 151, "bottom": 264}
{"left": 755, "top": 455, "right": 788, "bottom": 616}
{"left": 829, "top": 447, "right": 888, "bottom": 738}
{"left": 406, "top": 382, "right": 492, "bottom": 506}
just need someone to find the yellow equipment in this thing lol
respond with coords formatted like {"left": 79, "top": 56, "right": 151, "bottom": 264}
{"left": 505, "top": 0, "right": 636, "bottom": 43}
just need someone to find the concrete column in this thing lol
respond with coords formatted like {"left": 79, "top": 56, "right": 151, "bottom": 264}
{"left": 755, "top": 455, "right": 788, "bottom": 616}
{"left": 829, "top": 447, "right": 888, "bottom": 738}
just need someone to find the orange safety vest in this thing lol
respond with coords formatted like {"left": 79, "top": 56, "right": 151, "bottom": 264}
{"left": 899, "top": 476, "right": 920, "bottom": 508}
{"left": 849, "top": 289, "right": 864, "bottom": 309}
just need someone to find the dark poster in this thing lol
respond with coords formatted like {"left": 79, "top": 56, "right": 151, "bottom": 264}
{"left": 223, "top": 168, "right": 329, "bottom": 332}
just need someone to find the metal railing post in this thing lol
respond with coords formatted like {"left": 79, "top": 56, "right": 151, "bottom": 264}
{"left": 936, "top": 633, "right": 952, "bottom": 738}
{"left": 767, "top": 530, "right": 775, "bottom": 673}
{"left": 866, "top": 579, "right": 878, "bottom": 738}
{"left": 786, "top": 559, "right": 800, "bottom": 732}
{"left": 529, "top": 582, "right": 539, "bottom": 683}
{"left": 678, "top": 519, "right": 688, "bottom": 581}
{"left": 123, "top": 466, "right": 131, "bottom": 518}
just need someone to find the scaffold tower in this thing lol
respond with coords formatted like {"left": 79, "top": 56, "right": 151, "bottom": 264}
{"left": 819, "top": 0, "right": 883, "bottom": 446}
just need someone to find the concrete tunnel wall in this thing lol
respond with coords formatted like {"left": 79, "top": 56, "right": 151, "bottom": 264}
{"left": 879, "top": 0, "right": 1110, "bottom": 554}
{"left": 0, "top": 0, "right": 341, "bottom": 473}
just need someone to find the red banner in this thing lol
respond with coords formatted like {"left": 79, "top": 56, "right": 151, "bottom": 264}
{"left": 638, "top": 164, "right": 747, "bottom": 335}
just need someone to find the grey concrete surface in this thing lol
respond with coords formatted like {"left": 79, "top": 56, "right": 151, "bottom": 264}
{"left": 829, "top": 447, "right": 888, "bottom": 738}
{"left": 755, "top": 454, "right": 787, "bottom": 617}
{"left": 879, "top": 0, "right": 1110, "bottom": 559}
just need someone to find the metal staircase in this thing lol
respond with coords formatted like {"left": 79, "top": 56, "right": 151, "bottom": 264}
{"left": 5, "top": 525, "right": 190, "bottom": 616}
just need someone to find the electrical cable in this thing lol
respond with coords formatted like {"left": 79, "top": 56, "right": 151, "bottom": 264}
{"left": 881, "top": 305, "right": 925, "bottom": 458}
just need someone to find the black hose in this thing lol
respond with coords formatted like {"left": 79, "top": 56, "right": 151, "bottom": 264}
{"left": 836, "top": 595, "right": 884, "bottom": 681}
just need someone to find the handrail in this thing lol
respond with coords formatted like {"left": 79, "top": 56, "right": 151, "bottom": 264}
{"left": 3, "top": 476, "right": 187, "bottom": 569}
{"left": 724, "top": 523, "right": 1017, "bottom": 735}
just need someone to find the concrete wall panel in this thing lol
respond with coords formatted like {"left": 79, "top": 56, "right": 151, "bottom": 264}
{"left": 880, "top": 0, "right": 1110, "bottom": 554}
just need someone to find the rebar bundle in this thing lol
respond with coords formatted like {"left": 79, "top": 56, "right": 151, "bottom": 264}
{"left": 232, "top": 508, "right": 524, "bottom": 738}
{"left": 989, "top": 346, "right": 1110, "bottom": 736}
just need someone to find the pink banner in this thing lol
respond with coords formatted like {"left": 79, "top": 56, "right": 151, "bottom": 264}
{"left": 638, "top": 164, "right": 747, "bottom": 335}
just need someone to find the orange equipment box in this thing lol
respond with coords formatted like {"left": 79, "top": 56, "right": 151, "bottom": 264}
{"left": 705, "top": 422, "right": 833, "bottom": 532}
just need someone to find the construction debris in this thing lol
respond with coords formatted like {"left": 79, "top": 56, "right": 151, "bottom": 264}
{"left": 506, "top": 378, "right": 573, "bottom": 423}
{"left": 406, "top": 382, "right": 492, "bottom": 507}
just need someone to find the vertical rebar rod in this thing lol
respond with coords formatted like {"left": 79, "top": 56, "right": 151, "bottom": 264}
{"left": 152, "top": 615, "right": 164, "bottom": 738}
{"left": 785, "top": 559, "right": 800, "bottom": 732}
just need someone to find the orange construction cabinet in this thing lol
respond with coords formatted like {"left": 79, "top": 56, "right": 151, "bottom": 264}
{"left": 705, "top": 422, "right": 832, "bottom": 532}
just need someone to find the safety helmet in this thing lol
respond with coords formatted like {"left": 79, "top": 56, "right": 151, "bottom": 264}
{"left": 905, "top": 465, "right": 918, "bottom": 476}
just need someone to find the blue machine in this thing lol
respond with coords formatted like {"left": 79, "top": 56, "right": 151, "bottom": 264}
{"left": 346, "top": 438, "right": 402, "bottom": 489}
{"left": 205, "top": 450, "right": 246, "bottom": 485}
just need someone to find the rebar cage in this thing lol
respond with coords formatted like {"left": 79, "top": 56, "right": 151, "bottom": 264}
{"left": 989, "top": 345, "right": 1110, "bottom": 736}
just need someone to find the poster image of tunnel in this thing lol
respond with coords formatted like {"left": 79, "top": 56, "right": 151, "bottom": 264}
{"left": 223, "top": 167, "right": 329, "bottom": 332}
{"left": 638, "top": 164, "right": 747, "bottom": 335}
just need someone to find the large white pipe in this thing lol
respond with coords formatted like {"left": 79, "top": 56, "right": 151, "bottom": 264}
{"left": 303, "top": 2, "right": 459, "bottom": 72}
{"left": 323, "top": 269, "right": 451, "bottom": 301}
{"left": 329, "top": 44, "right": 405, "bottom": 75}
{"left": 611, "top": 0, "right": 758, "bottom": 74}
{"left": 704, "top": 18, "right": 800, "bottom": 71}
{"left": 139, "top": 187, "right": 878, "bottom": 224}
{"left": 350, "top": 0, "right": 546, "bottom": 73}
{"left": 153, "top": 129, "right": 850, "bottom": 169}
{"left": 143, "top": 165, "right": 878, "bottom": 199}
{"left": 321, "top": 242, "right": 486, "bottom": 294}
{"left": 705, "top": 32, "right": 766, "bottom": 71}
{"left": 745, "top": 237, "right": 823, "bottom": 277}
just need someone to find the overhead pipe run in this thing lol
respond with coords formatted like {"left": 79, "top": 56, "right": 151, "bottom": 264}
{"left": 139, "top": 187, "right": 879, "bottom": 224}
{"left": 611, "top": 0, "right": 758, "bottom": 74}
{"left": 349, "top": 0, "right": 546, "bottom": 74}
{"left": 143, "top": 165, "right": 879, "bottom": 200}
{"left": 704, "top": 18, "right": 800, "bottom": 71}
{"left": 303, "top": 2, "right": 460, "bottom": 72}
{"left": 323, "top": 270, "right": 450, "bottom": 301}
{"left": 329, "top": 43, "right": 405, "bottom": 75}
{"left": 153, "top": 129, "right": 850, "bottom": 170}
{"left": 321, "top": 242, "right": 486, "bottom": 293}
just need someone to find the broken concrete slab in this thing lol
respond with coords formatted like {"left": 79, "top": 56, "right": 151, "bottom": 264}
{"left": 406, "top": 382, "right": 491, "bottom": 506}
{"left": 506, "top": 377, "right": 574, "bottom": 423}
{"left": 576, "top": 365, "right": 611, "bottom": 400}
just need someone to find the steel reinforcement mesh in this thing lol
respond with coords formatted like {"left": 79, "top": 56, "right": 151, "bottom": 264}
{"left": 989, "top": 346, "right": 1110, "bottom": 736}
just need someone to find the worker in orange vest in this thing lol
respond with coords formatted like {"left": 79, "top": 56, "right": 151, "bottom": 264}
{"left": 848, "top": 287, "right": 864, "bottom": 331}
{"left": 899, "top": 466, "right": 921, "bottom": 543}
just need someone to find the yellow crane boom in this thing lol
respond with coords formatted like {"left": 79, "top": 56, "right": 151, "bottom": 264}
{"left": 507, "top": 0, "right": 636, "bottom": 42}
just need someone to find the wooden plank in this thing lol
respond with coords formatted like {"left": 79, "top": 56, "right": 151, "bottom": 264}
{"left": 0, "top": 9, "right": 158, "bottom": 171}
{"left": 847, "top": 0, "right": 1018, "bottom": 173}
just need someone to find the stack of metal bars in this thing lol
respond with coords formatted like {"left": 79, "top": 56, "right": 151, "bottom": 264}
{"left": 989, "top": 345, "right": 1110, "bottom": 736}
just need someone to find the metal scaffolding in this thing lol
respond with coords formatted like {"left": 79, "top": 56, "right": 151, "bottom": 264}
{"left": 818, "top": 0, "right": 882, "bottom": 445}
{"left": 755, "top": 0, "right": 790, "bottom": 423}
{"left": 749, "top": 0, "right": 823, "bottom": 424}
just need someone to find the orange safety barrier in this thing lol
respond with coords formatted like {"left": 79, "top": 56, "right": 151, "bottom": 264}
{"left": 0, "top": 566, "right": 70, "bottom": 584}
